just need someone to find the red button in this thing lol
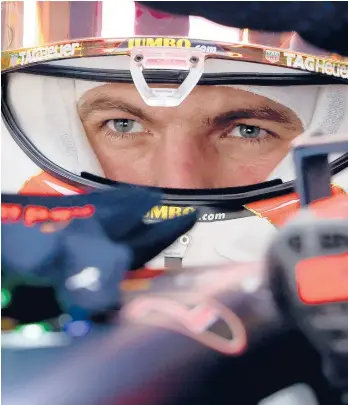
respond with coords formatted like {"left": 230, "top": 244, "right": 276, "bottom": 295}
{"left": 296, "top": 253, "right": 348, "bottom": 304}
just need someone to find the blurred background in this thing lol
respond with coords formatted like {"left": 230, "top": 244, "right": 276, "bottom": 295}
{"left": 1, "top": 0, "right": 298, "bottom": 51}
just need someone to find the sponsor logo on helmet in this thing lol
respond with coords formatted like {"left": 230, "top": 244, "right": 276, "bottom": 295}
{"left": 124, "top": 37, "right": 220, "bottom": 54}
{"left": 145, "top": 205, "right": 195, "bottom": 220}
{"left": 10, "top": 42, "right": 82, "bottom": 67}
{"left": 284, "top": 52, "right": 348, "bottom": 79}
{"left": 9, "top": 53, "right": 19, "bottom": 67}
{"left": 128, "top": 37, "right": 192, "bottom": 49}
{"left": 264, "top": 49, "right": 280, "bottom": 64}
{"left": 144, "top": 205, "right": 227, "bottom": 222}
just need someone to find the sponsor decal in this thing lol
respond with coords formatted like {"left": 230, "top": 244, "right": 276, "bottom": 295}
{"left": 194, "top": 44, "right": 219, "bottom": 53}
{"left": 145, "top": 205, "right": 227, "bottom": 222}
{"left": 9, "top": 42, "right": 82, "bottom": 67}
{"left": 264, "top": 49, "right": 280, "bottom": 64}
{"left": 145, "top": 205, "right": 195, "bottom": 220}
{"left": 1, "top": 203, "right": 95, "bottom": 227}
{"left": 284, "top": 52, "right": 348, "bottom": 79}
{"left": 123, "top": 296, "right": 247, "bottom": 355}
{"left": 122, "top": 37, "right": 222, "bottom": 54}
{"left": 9, "top": 53, "right": 19, "bottom": 67}
{"left": 128, "top": 37, "right": 192, "bottom": 49}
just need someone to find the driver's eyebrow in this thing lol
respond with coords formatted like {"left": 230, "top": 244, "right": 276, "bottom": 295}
{"left": 78, "top": 95, "right": 154, "bottom": 123}
{"left": 210, "top": 105, "right": 298, "bottom": 129}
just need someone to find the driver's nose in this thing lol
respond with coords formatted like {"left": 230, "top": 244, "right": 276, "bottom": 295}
{"left": 153, "top": 129, "right": 218, "bottom": 189}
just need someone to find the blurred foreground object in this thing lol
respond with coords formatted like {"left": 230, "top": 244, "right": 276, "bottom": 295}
{"left": 2, "top": 187, "right": 196, "bottom": 319}
{"left": 143, "top": 1, "right": 348, "bottom": 55}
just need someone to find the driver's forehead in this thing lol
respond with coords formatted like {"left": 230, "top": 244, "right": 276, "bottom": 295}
{"left": 79, "top": 83, "right": 296, "bottom": 121}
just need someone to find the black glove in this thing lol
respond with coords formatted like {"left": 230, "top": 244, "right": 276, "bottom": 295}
{"left": 2, "top": 186, "right": 197, "bottom": 316}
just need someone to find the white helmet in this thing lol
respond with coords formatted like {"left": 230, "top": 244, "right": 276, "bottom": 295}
{"left": 2, "top": 1, "right": 348, "bottom": 270}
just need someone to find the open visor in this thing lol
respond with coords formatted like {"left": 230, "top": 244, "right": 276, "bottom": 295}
{"left": 2, "top": 34, "right": 348, "bottom": 199}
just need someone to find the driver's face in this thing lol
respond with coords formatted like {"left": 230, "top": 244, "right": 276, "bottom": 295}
{"left": 78, "top": 84, "right": 303, "bottom": 188}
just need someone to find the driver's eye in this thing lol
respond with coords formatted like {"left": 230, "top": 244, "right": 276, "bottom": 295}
{"left": 238, "top": 125, "right": 262, "bottom": 138}
{"left": 106, "top": 119, "right": 145, "bottom": 134}
{"left": 223, "top": 124, "right": 270, "bottom": 140}
{"left": 231, "top": 124, "right": 267, "bottom": 139}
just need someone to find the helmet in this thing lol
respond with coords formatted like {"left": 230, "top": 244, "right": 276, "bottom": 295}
{"left": 2, "top": 1, "right": 348, "bottom": 269}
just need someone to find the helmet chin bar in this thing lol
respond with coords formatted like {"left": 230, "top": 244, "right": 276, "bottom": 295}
{"left": 293, "top": 133, "right": 348, "bottom": 206}
{"left": 130, "top": 47, "right": 205, "bottom": 107}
